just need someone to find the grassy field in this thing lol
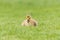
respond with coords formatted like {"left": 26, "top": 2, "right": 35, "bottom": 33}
{"left": 0, "top": 0, "right": 60, "bottom": 40}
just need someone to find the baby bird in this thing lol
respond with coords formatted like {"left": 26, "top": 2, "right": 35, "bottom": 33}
{"left": 21, "top": 15, "right": 38, "bottom": 26}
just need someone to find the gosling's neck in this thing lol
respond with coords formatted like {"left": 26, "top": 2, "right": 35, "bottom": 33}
{"left": 27, "top": 18, "right": 31, "bottom": 23}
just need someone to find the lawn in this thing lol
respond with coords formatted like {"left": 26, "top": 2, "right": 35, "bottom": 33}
{"left": 0, "top": 0, "right": 60, "bottom": 40}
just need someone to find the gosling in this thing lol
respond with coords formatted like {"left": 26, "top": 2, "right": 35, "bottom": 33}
{"left": 21, "top": 15, "right": 38, "bottom": 26}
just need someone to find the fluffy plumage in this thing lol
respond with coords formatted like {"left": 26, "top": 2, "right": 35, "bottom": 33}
{"left": 21, "top": 15, "right": 38, "bottom": 26}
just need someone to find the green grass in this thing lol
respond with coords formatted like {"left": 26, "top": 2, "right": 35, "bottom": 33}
{"left": 0, "top": 0, "right": 60, "bottom": 40}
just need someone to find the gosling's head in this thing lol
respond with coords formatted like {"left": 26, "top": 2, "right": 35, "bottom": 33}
{"left": 26, "top": 15, "right": 31, "bottom": 20}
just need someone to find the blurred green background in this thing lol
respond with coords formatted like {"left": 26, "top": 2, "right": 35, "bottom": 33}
{"left": 0, "top": 0, "right": 60, "bottom": 40}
